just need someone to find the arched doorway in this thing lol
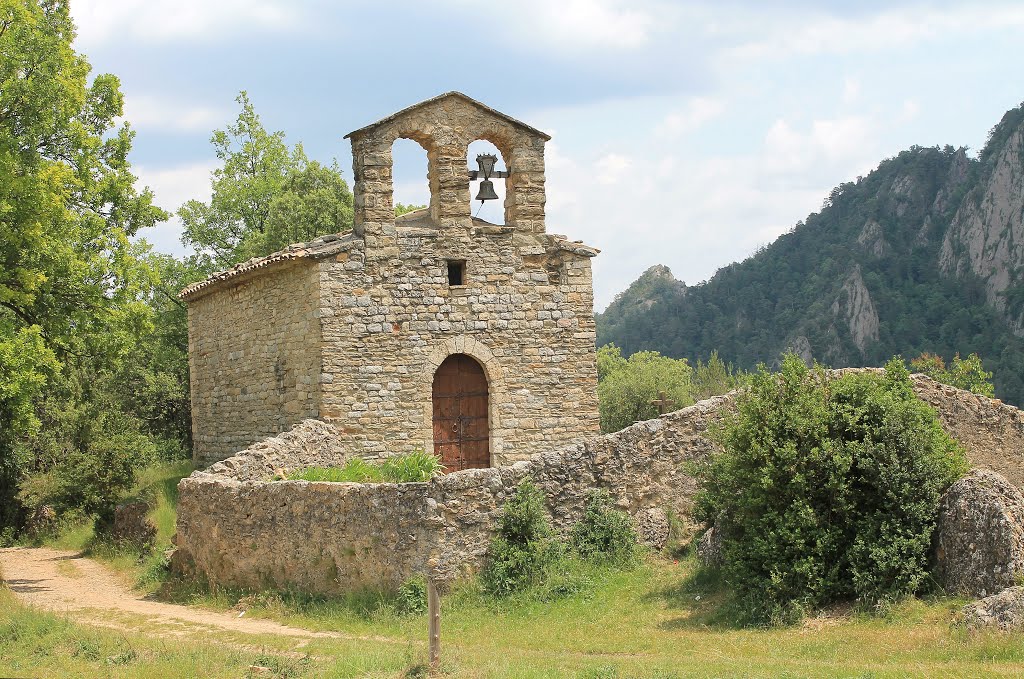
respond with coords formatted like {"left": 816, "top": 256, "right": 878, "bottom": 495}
{"left": 432, "top": 354, "right": 489, "bottom": 472}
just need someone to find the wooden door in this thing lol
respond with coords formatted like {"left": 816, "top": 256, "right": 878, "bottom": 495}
{"left": 432, "top": 354, "right": 489, "bottom": 472}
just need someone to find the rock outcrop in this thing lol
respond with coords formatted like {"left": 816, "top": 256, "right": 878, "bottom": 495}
{"left": 831, "top": 265, "right": 879, "bottom": 354}
{"left": 961, "top": 586, "right": 1024, "bottom": 632}
{"left": 634, "top": 507, "right": 670, "bottom": 550}
{"left": 112, "top": 500, "right": 157, "bottom": 549}
{"left": 934, "top": 469, "right": 1024, "bottom": 598}
{"left": 940, "top": 123, "right": 1024, "bottom": 335}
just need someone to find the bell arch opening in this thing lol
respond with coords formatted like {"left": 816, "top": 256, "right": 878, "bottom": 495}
{"left": 431, "top": 353, "right": 490, "bottom": 472}
{"left": 467, "top": 139, "right": 507, "bottom": 225}
{"left": 391, "top": 137, "right": 431, "bottom": 220}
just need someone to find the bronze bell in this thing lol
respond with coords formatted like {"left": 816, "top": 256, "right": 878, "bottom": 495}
{"left": 475, "top": 179, "right": 499, "bottom": 202}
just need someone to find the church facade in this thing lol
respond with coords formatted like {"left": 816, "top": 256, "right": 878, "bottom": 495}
{"left": 181, "top": 92, "right": 601, "bottom": 467}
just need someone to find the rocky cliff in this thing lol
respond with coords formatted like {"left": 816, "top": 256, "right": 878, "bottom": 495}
{"left": 597, "top": 102, "right": 1024, "bottom": 404}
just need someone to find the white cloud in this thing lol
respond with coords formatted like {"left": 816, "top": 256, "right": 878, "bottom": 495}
{"left": 443, "top": 0, "right": 658, "bottom": 52}
{"left": 533, "top": 0, "right": 654, "bottom": 50}
{"left": 71, "top": 0, "right": 301, "bottom": 46}
{"left": 136, "top": 161, "right": 217, "bottom": 214}
{"left": 595, "top": 153, "right": 634, "bottom": 186}
{"left": 133, "top": 161, "right": 216, "bottom": 255}
{"left": 725, "top": 4, "right": 1024, "bottom": 62}
{"left": 123, "top": 95, "right": 227, "bottom": 133}
{"left": 898, "top": 98, "right": 921, "bottom": 124}
{"left": 842, "top": 77, "right": 861, "bottom": 104}
{"left": 657, "top": 97, "right": 725, "bottom": 138}
{"left": 763, "top": 116, "right": 874, "bottom": 176}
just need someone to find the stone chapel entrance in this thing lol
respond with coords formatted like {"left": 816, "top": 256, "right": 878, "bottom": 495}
{"left": 432, "top": 354, "right": 489, "bottom": 471}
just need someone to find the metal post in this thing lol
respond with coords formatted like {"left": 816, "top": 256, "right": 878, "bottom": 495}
{"left": 428, "top": 577, "right": 441, "bottom": 671}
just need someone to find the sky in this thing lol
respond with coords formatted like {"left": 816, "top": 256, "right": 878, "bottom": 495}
{"left": 70, "top": 0, "right": 1024, "bottom": 311}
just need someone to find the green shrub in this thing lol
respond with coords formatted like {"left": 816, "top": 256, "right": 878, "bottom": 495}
{"left": 482, "top": 479, "right": 561, "bottom": 596}
{"left": 596, "top": 346, "right": 695, "bottom": 432}
{"left": 395, "top": 577, "right": 427, "bottom": 615}
{"left": 288, "top": 451, "right": 444, "bottom": 483}
{"left": 695, "top": 355, "right": 968, "bottom": 625}
{"left": 570, "top": 490, "right": 640, "bottom": 566}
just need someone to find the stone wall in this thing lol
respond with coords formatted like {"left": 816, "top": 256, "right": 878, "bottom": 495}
{"left": 909, "top": 376, "right": 1024, "bottom": 488}
{"left": 318, "top": 215, "right": 601, "bottom": 464}
{"left": 175, "top": 372, "right": 1024, "bottom": 595}
{"left": 175, "top": 396, "right": 728, "bottom": 593}
{"left": 187, "top": 260, "right": 322, "bottom": 464}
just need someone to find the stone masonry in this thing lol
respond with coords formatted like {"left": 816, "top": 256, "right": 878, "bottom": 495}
{"left": 174, "top": 372, "right": 1024, "bottom": 594}
{"left": 181, "top": 93, "right": 601, "bottom": 466}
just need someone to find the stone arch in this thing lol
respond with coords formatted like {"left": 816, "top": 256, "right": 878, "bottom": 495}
{"left": 390, "top": 136, "right": 433, "bottom": 219}
{"left": 466, "top": 138, "right": 508, "bottom": 225}
{"left": 421, "top": 336, "right": 505, "bottom": 462}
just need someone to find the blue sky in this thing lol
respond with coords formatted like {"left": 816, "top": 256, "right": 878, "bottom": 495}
{"left": 71, "top": 1, "right": 1024, "bottom": 310}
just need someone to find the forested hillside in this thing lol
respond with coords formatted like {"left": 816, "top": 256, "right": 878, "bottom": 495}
{"left": 597, "top": 104, "right": 1024, "bottom": 404}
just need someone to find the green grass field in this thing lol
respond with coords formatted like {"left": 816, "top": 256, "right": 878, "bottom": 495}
{"left": 6, "top": 554, "right": 1024, "bottom": 678}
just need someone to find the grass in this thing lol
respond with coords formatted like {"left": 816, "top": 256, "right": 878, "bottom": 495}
{"left": 4, "top": 557, "right": 1019, "bottom": 679}
{"left": 284, "top": 451, "right": 444, "bottom": 484}
{"left": 12, "top": 459, "right": 1024, "bottom": 676}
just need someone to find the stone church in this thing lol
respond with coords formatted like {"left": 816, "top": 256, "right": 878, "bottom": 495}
{"left": 180, "top": 92, "right": 601, "bottom": 468}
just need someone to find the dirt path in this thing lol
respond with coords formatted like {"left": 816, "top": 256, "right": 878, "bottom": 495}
{"left": 0, "top": 546, "right": 398, "bottom": 644}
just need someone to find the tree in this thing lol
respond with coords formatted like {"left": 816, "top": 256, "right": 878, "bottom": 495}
{"left": 597, "top": 349, "right": 694, "bottom": 432}
{"left": 0, "top": 0, "right": 165, "bottom": 530}
{"left": 909, "top": 352, "right": 995, "bottom": 397}
{"left": 0, "top": 0, "right": 164, "bottom": 357}
{"left": 395, "top": 202, "right": 426, "bottom": 217}
{"left": 180, "top": 92, "right": 353, "bottom": 272}
{"left": 263, "top": 153, "right": 354, "bottom": 253}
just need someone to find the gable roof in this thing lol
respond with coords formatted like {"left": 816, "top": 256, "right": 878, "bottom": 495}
{"left": 344, "top": 91, "right": 551, "bottom": 141}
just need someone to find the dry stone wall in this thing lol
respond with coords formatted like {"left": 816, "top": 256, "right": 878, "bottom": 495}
{"left": 187, "top": 260, "right": 322, "bottom": 463}
{"left": 174, "top": 396, "right": 729, "bottom": 593}
{"left": 175, "top": 369, "right": 1024, "bottom": 596}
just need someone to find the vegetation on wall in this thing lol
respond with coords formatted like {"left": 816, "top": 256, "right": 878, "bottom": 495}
{"left": 694, "top": 355, "right": 968, "bottom": 625}
{"left": 283, "top": 451, "right": 445, "bottom": 484}
{"left": 482, "top": 480, "right": 642, "bottom": 599}
{"left": 908, "top": 351, "right": 994, "bottom": 397}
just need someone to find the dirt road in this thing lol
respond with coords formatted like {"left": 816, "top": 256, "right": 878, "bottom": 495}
{"left": 0, "top": 546, "right": 391, "bottom": 643}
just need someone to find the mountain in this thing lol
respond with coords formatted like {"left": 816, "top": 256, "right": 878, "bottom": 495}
{"left": 596, "top": 103, "right": 1024, "bottom": 404}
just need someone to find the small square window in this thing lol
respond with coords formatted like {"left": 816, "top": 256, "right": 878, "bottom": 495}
{"left": 447, "top": 260, "right": 466, "bottom": 286}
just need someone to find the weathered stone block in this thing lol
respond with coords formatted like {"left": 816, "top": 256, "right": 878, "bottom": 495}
{"left": 935, "top": 469, "right": 1024, "bottom": 598}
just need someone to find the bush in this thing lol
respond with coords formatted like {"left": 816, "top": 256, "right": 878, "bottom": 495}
{"left": 596, "top": 346, "right": 694, "bottom": 433}
{"left": 17, "top": 409, "right": 155, "bottom": 527}
{"left": 695, "top": 355, "right": 968, "bottom": 625}
{"left": 482, "top": 479, "right": 561, "bottom": 596}
{"left": 395, "top": 577, "right": 427, "bottom": 615}
{"left": 570, "top": 490, "right": 640, "bottom": 566}
{"left": 909, "top": 352, "right": 994, "bottom": 397}
{"left": 288, "top": 451, "right": 444, "bottom": 483}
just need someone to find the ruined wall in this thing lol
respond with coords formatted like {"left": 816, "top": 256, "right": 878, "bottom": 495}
{"left": 175, "top": 396, "right": 726, "bottom": 593}
{"left": 318, "top": 221, "right": 600, "bottom": 464}
{"left": 908, "top": 374, "right": 1024, "bottom": 488}
{"left": 187, "top": 260, "right": 322, "bottom": 465}
{"left": 175, "top": 372, "right": 1024, "bottom": 594}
